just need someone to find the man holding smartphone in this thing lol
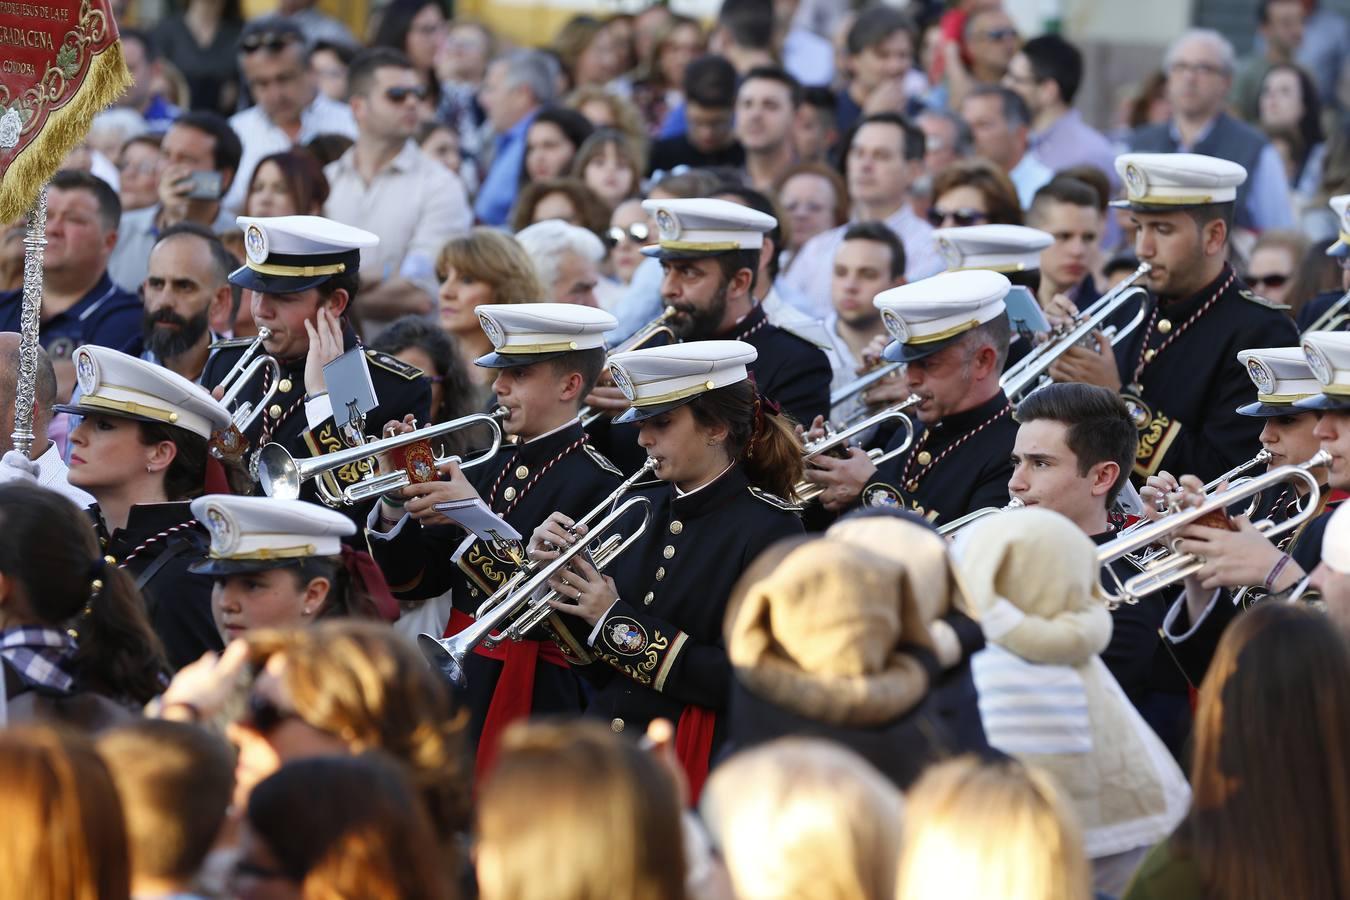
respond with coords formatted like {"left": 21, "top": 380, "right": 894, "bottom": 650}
{"left": 109, "top": 112, "right": 242, "bottom": 292}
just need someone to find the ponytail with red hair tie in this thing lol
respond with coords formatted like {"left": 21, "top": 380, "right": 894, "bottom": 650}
{"left": 745, "top": 375, "right": 780, "bottom": 459}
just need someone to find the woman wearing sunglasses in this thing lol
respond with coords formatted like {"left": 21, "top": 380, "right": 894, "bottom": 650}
{"left": 928, "top": 157, "right": 1024, "bottom": 229}
{"left": 1246, "top": 230, "right": 1307, "bottom": 309}
{"left": 156, "top": 620, "right": 470, "bottom": 866}
{"left": 606, "top": 198, "right": 652, "bottom": 287}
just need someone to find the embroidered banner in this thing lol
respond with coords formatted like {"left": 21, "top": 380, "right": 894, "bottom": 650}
{"left": 0, "top": 0, "right": 129, "bottom": 221}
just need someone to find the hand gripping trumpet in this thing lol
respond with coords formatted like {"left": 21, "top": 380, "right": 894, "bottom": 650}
{"left": 417, "top": 459, "right": 658, "bottom": 687}
{"left": 793, "top": 395, "right": 920, "bottom": 503}
{"left": 998, "top": 262, "right": 1151, "bottom": 403}
{"left": 215, "top": 328, "right": 282, "bottom": 433}
{"left": 255, "top": 407, "right": 508, "bottom": 507}
{"left": 1095, "top": 451, "right": 1330, "bottom": 608}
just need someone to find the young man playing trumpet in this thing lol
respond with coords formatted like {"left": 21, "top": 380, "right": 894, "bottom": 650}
{"left": 1144, "top": 344, "right": 1332, "bottom": 686}
{"left": 367, "top": 302, "right": 624, "bottom": 774}
{"left": 1010, "top": 382, "right": 1189, "bottom": 752}
{"left": 202, "top": 215, "right": 430, "bottom": 508}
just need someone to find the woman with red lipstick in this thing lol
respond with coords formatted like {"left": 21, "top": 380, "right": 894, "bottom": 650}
{"left": 58, "top": 345, "right": 243, "bottom": 671}
{"left": 530, "top": 340, "right": 804, "bottom": 797}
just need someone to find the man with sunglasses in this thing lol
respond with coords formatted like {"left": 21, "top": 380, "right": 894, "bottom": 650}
{"left": 324, "top": 48, "right": 470, "bottom": 334}
{"left": 223, "top": 17, "right": 356, "bottom": 214}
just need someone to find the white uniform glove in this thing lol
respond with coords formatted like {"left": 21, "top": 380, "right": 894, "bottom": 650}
{"left": 0, "top": 450, "right": 39, "bottom": 484}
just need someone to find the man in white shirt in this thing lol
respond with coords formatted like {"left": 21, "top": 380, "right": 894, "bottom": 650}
{"left": 822, "top": 221, "right": 906, "bottom": 425}
{"left": 0, "top": 333, "right": 94, "bottom": 506}
{"left": 783, "top": 112, "right": 942, "bottom": 315}
{"left": 224, "top": 18, "right": 357, "bottom": 214}
{"left": 323, "top": 48, "right": 471, "bottom": 330}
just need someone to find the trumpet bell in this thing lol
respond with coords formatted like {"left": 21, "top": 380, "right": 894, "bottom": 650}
{"left": 256, "top": 442, "right": 302, "bottom": 500}
{"left": 417, "top": 633, "right": 467, "bottom": 688}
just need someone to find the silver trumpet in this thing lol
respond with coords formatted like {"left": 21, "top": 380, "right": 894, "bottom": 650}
{"left": 999, "top": 262, "right": 1152, "bottom": 403}
{"left": 580, "top": 308, "right": 677, "bottom": 427}
{"left": 255, "top": 407, "right": 508, "bottom": 507}
{"left": 1302, "top": 286, "right": 1350, "bottom": 335}
{"left": 418, "top": 460, "right": 657, "bottom": 687}
{"left": 794, "top": 395, "right": 920, "bottom": 503}
{"left": 1095, "top": 451, "right": 1329, "bottom": 608}
{"left": 938, "top": 496, "right": 1026, "bottom": 537}
{"left": 215, "top": 328, "right": 281, "bottom": 432}
{"left": 830, "top": 362, "right": 904, "bottom": 408}
{"left": 1117, "top": 449, "right": 1276, "bottom": 560}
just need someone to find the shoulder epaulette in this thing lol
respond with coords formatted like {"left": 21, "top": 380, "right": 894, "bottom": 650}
{"left": 208, "top": 336, "right": 257, "bottom": 351}
{"left": 749, "top": 485, "right": 802, "bottom": 511}
{"left": 365, "top": 349, "right": 424, "bottom": 380}
{"left": 1238, "top": 288, "right": 1291, "bottom": 311}
{"left": 581, "top": 442, "right": 623, "bottom": 476}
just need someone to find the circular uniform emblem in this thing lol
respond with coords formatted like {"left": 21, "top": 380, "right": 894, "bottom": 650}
{"left": 1246, "top": 357, "right": 1275, "bottom": 394}
{"left": 863, "top": 484, "right": 902, "bottom": 508}
{"left": 881, "top": 308, "right": 911, "bottom": 344}
{"left": 609, "top": 363, "right": 636, "bottom": 401}
{"left": 203, "top": 505, "right": 237, "bottom": 555}
{"left": 1122, "top": 394, "right": 1153, "bottom": 430}
{"left": 654, "top": 208, "right": 681, "bottom": 241}
{"left": 1124, "top": 163, "right": 1148, "bottom": 200}
{"left": 937, "top": 236, "right": 963, "bottom": 270}
{"left": 74, "top": 347, "right": 99, "bottom": 394}
{"left": 477, "top": 312, "right": 505, "bottom": 348}
{"left": 606, "top": 617, "right": 647, "bottom": 655}
{"left": 244, "top": 224, "right": 269, "bottom": 265}
{"left": 1305, "top": 342, "right": 1334, "bottom": 386}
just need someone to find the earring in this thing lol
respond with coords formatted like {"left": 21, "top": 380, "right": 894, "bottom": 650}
{"left": 145, "top": 465, "right": 153, "bottom": 473}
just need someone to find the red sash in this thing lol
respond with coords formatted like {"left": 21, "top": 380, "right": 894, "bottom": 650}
{"left": 445, "top": 607, "right": 568, "bottom": 780}
{"left": 675, "top": 705, "right": 717, "bottom": 803}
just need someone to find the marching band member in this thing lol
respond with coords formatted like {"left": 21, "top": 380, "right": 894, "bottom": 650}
{"left": 1009, "top": 383, "right": 1189, "bottom": 751}
{"left": 1048, "top": 152, "right": 1298, "bottom": 484}
{"left": 803, "top": 270, "right": 1019, "bottom": 524}
{"left": 585, "top": 198, "right": 833, "bottom": 445}
{"left": 56, "top": 346, "right": 241, "bottom": 670}
{"left": 201, "top": 215, "right": 431, "bottom": 510}
{"left": 1294, "top": 193, "right": 1350, "bottom": 332}
{"left": 188, "top": 494, "right": 397, "bottom": 643}
{"left": 531, "top": 340, "right": 805, "bottom": 797}
{"left": 1158, "top": 340, "right": 1338, "bottom": 684}
{"left": 368, "top": 302, "right": 624, "bottom": 774}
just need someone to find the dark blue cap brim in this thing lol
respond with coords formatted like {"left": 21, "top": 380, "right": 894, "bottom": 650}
{"left": 1237, "top": 400, "right": 1311, "bottom": 417}
{"left": 1295, "top": 393, "right": 1350, "bottom": 411}
{"left": 189, "top": 557, "right": 306, "bottom": 576}
{"left": 881, "top": 333, "right": 962, "bottom": 364}
{"left": 228, "top": 264, "right": 334, "bottom": 295}
{"left": 613, "top": 396, "right": 696, "bottom": 424}
{"left": 640, "top": 244, "right": 736, "bottom": 260}
{"left": 474, "top": 349, "right": 572, "bottom": 369}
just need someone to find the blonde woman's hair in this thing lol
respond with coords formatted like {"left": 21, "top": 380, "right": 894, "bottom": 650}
{"left": 435, "top": 228, "right": 545, "bottom": 306}
{"left": 0, "top": 726, "right": 131, "bottom": 900}
{"left": 896, "top": 756, "right": 1092, "bottom": 900}
{"left": 477, "top": 720, "right": 686, "bottom": 900}
{"left": 246, "top": 622, "right": 471, "bottom": 848}
{"left": 701, "top": 738, "right": 903, "bottom": 900}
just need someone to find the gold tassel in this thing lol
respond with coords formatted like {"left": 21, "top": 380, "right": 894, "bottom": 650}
{"left": 0, "top": 40, "right": 132, "bottom": 223}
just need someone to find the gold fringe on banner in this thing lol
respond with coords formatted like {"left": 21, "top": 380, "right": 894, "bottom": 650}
{"left": 0, "top": 40, "right": 131, "bottom": 223}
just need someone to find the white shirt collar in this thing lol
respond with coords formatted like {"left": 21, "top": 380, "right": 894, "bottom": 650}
{"left": 674, "top": 460, "right": 735, "bottom": 497}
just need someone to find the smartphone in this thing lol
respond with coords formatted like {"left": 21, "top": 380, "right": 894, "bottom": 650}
{"left": 183, "top": 170, "right": 222, "bottom": 200}
{"left": 1003, "top": 286, "right": 1052, "bottom": 336}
